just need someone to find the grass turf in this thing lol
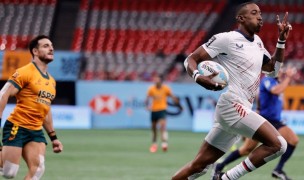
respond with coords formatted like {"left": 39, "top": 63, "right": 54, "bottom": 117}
{"left": 14, "top": 129, "right": 304, "bottom": 180}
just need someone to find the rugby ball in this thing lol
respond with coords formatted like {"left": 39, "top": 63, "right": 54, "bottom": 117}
{"left": 197, "top": 61, "right": 229, "bottom": 86}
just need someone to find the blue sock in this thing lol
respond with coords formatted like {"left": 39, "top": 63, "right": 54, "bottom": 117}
{"left": 275, "top": 143, "right": 295, "bottom": 171}
{"left": 217, "top": 150, "right": 241, "bottom": 171}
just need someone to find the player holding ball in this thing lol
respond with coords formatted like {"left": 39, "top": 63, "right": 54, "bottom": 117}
{"left": 172, "top": 2, "right": 292, "bottom": 180}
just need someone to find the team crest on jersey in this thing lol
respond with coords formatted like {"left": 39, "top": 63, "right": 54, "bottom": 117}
{"left": 236, "top": 43, "right": 244, "bottom": 50}
{"left": 35, "top": 79, "right": 42, "bottom": 85}
{"left": 12, "top": 72, "right": 19, "bottom": 79}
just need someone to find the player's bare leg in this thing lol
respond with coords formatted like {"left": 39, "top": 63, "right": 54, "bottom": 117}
{"left": 172, "top": 141, "right": 225, "bottom": 180}
{"left": 239, "top": 138, "right": 259, "bottom": 155}
{"left": 159, "top": 119, "right": 168, "bottom": 151}
{"left": 249, "top": 121, "right": 286, "bottom": 167}
{"left": 0, "top": 147, "right": 3, "bottom": 175}
{"left": 1, "top": 146, "right": 22, "bottom": 179}
{"left": 271, "top": 126, "right": 299, "bottom": 179}
{"left": 150, "top": 121, "right": 158, "bottom": 153}
{"left": 219, "top": 121, "right": 287, "bottom": 180}
{"left": 278, "top": 125, "right": 298, "bottom": 147}
{"left": 215, "top": 138, "right": 258, "bottom": 173}
{"left": 22, "top": 142, "right": 46, "bottom": 180}
{"left": 0, "top": 120, "right": 3, "bottom": 175}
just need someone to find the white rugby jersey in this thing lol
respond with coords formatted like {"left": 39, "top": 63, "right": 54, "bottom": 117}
{"left": 202, "top": 30, "right": 271, "bottom": 104}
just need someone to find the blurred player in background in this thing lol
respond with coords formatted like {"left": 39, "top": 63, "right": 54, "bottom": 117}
{"left": 0, "top": 35, "right": 63, "bottom": 179}
{"left": 145, "top": 74, "right": 182, "bottom": 153}
{"left": 214, "top": 66, "right": 299, "bottom": 180}
{"left": 172, "top": 2, "right": 292, "bottom": 180}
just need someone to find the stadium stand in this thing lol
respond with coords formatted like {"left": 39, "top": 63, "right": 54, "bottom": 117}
{"left": 73, "top": 0, "right": 227, "bottom": 81}
{"left": 1, "top": 0, "right": 303, "bottom": 82}
{"left": 254, "top": 0, "right": 304, "bottom": 60}
{"left": 253, "top": 0, "right": 304, "bottom": 84}
{"left": 0, "top": 0, "right": 57, "bottom": 50}
{"left": 71, "top": 0, "right": 89, "bottom": 52}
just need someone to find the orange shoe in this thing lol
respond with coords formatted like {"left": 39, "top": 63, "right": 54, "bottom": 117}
{"left": 162, "top": 142, "right": 168, "bottom": 152}
{"left": 150, "top": 144, "right": 158, "bottom": 153}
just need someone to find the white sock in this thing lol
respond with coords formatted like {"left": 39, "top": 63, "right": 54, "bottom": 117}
{"left": 244, "top": 157, "right": 256, "bottom": 171}
{"left": 0, "top": 167, "right": 3, "bottom": 175}
{"left": 225, "top": 157, "right": 256, "bottom": 179}
{"left": 162, "top": 131, "right": 168, "bottom": 141}
{"left": 221, "top": 173, "right": 230, "bottom": 180}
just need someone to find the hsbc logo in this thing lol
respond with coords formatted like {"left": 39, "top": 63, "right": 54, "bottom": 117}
{"left": 89, "top": 95, "right": 122, "bottom": 114}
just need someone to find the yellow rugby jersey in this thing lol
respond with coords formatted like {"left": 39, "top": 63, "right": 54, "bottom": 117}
{"left": 147, "top": 84, "right": 172, "bottom": 112}
{"left": 7, "top": 62, "right": 56, "bottom": 130}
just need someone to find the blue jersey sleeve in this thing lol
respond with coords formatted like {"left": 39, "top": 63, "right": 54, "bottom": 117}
{"left": 261, "top": 77, "right": 277, "bottom": 92}
{"left": 259, "top": 77, "right": 282, "bottom": 121}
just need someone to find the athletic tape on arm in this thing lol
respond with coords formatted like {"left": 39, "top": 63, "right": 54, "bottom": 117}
{"left": 264, "top": 61, "right": 283, "bottom": 78}
{"left": 184, "top": 58, "right": 189, "bottom": 71}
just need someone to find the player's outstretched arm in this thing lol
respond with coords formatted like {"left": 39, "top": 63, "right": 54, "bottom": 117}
{"left": 270, "top": 66, "right": 296, "bottom": 95}
{"left": 43, "top": 111, "right": 63, "bottom": 153}
{"left": 184, "top": 46, "right": 224, "bottom": 91}
{"left": 170, "top": 95, "right": 183, "bottom": 111}
{"left": 272, "top": 12, "right": 292, "bottom": 63}
{"left": 144, "top": 95, "right": 151, "bottom": 111}
{"left": 262, "top": 12, "right": 292, "bottom": 75}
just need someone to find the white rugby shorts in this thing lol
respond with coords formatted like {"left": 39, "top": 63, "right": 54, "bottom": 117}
{"left": 205, "top": 92, "right": 266, "bottom": 152}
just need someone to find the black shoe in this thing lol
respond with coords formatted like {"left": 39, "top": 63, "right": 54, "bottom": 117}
{"left": 212, "top": 171, "right": 224, "bottom": 180}
{"left": 210, "top": 163, "right": 224, "bottom": 179}
{"left": 215, "top": 163, "right": 224, "bottom": 173}
{"left": 272, "top": 170, "right": 292, "bottom": 180}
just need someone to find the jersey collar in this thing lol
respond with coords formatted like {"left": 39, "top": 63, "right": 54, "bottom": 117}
{"left": 32, "top": 62, "right": 50, "bottom": 79}
{"left": 235, "top": 29, "right": 254, "bottom": 42}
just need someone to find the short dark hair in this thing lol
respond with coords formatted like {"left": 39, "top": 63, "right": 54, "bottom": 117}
{"left": 235, "top": 1, "right": 256, "bottom": 17}
{"left": 28, "top": 35, "right": 50, "bottom": 57}
{"left": 158, "top": 74, "right": 164, "bottom": 82}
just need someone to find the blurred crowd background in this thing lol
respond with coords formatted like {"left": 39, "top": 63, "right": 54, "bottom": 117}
{"left": 0, "top": 0, "right": 303, "bottom": 83}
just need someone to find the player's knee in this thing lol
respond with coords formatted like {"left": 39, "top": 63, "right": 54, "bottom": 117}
{"left": 289, "top": 135, "right": 299, "bottom": 146}
{"left": 275, "top": 136, "right": 287, "bottom": 155}
{"left": 240, "top": 149, "right": 250, "bottom": 156}
{"left": 3, "top": 161, "right": 19, "bottom": 179}
{"left": 264, "top": 136, "right": 287, "bottom": 162}
{"left": 270, "top": 136, "right": 287, "bottom": 156}
{"left": 239, "top": 147, "right": 253, "bottom": 156}
{"left": 32, "top": 155, "right": 45, "bottom": 180}
{"left": 32, "top": 162, "right": 45, "bottom": 180}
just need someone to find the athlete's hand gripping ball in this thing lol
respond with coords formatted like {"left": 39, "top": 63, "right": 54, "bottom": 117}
{"left": 196, "top": 61, "right": 229, "bottom": 91}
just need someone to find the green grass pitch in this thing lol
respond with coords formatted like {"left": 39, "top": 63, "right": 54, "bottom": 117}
{"left": 15, "top": 129, "right": 304, "bottom": 180}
